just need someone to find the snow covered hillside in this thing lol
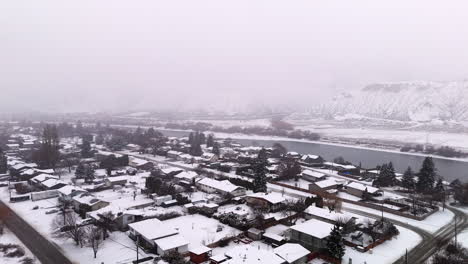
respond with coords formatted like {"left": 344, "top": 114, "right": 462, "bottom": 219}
{"left": 313, "top": 81, "right": 468, "bottom": 123}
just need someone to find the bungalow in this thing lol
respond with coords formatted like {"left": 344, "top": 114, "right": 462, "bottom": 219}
{"left": 274, "top": 243, "right": 310, "bottom": 264}
{"left": 301, "top": 170, "right": 326, "bottom": 182}
{"left": 201, "top": 152, "right": 218, "bottom": 163}
{"left": 323, "top": 162, "right": 360, "bottom": 175}
{"left": 286, "top": 152, "right": 302, "bottom": 159}
{"left": 304, "top": 206, "right": 355, "bottom": 225}
{"left": 129, "top": 157, "right": 154, "bottom": 170}
{"left": 189, "top": 246, "right": 212, "bottom": 264}
{"left": 41, "top": 179, "right": 67, "bottom": 190}
{"left": 87, "top": 205, "right": 144, "bottom": 230}
{"left": 161, "top": 167, "right": 184, "bottom": 177}
{"left": 196, "top": 178, "right": 246, "bottom": 197}
{"left": 30, "top": 174, "right": 59, "bottom": 187}
{"left": 128, "top": 219, "right": 188, "bottom": 255}
{"left": 345, "top": 182, "right": 383, "bottom": 198}
{"left": 174, "top": 171, "right": 199, "bottom": 185}
{"left": 288, "top": 219, "right": 334, "bottom": 251}
{"left": 57, "top": 185, "right": 87, "bottom": 200}
{"left": 309, "top": 179, "right": 341, "bottom": 193}
{"left": 72, "top": 193, "right": 110, "bottom": 216}
{"left": 166, "top": 150, "right": 182, "bottom": 160}
{"left": 223, "top": 245, "right": 286, "bottom": 264}
{"left": 300, "top": 154, "right": 324, "bottom": 167}
{"left": 105, "top": 176, "right": 128, "bottom": 188}
{"left": 245, "top": 192, "right": 286, "bottom": 212}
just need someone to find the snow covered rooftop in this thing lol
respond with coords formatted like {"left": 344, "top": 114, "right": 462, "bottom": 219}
{"left": 154, "top": 234, "right": 188, "bottom": 251}
{"left": 346, "top": 182, "right": 381, "bottom": 194}
{"left": 31, "top": 173, "right": 58, "bottom": 183}
{"left": 197, "top": 177, "right": 244, "bottom": 193}
{"left": 274, "top": 243, "right": 310, "bottom": 263}
{"left": 225, "top": 245, "right": 285, "bottom": 264}
{"left": 301, "top": 154, "right": 319, "bottom": 160}
{"left": 290, "top": 219, "right": 334, "bottom": 239}
{"left": 302, "top": 170, "right": 326, "bottom": 179}
{"left": 128, "top": 219, "right": 178, "bottom": 241}
{"left": 189, "top": 245, "right": 212, "bottom": 255}
{"left": 314, "top": 179, "right": 338, "bottom": 189}
{"left": 57, "top": 185, "right": 86, "bottom": 196}
{"left": 304, "top": 206, "right": 354, "bottom": 222}
{"left": 246, "top": 192, "right": 286, "bottom": 204}
{"left": 41, "top": 179, "right": 65, "bottom": 188}
{"left": 324, "top": 162, "right": 356, "bottom": 170}
{"left": 175, "top": 171, "right": 199, "bottom": 181}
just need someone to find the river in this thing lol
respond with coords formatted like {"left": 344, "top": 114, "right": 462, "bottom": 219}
{"left": 159, "top": 129, "right": 468, "bottom": 182}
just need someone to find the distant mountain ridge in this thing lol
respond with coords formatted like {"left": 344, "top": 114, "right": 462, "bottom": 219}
{"left": 312, "top": 81, "right": 468, "bottom": 123}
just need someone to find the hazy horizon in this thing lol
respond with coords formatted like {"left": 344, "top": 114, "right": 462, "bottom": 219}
{"left": 2, "top": 0, "right": 468, "bottom": 113}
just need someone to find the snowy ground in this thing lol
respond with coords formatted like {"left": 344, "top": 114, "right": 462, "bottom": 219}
{"left": 0, "top": 188, "right": 153, "bottom": 264}
{"left": 0, "top": 226, "right": 41, "bottom": 264}
{"left": 343, "top": 202, "right": 455, "bottom": 233}
{"left": 343, "top": 226, "right": 421, "bottom": 264}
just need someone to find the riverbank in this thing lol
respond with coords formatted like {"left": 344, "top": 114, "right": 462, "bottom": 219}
{"left": 152, "top": 127, "right": 468, "bottom": 163}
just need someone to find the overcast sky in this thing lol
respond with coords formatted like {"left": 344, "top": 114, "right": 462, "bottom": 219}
{"left": 1, "top": 0, "right": 468, "bottom": 113}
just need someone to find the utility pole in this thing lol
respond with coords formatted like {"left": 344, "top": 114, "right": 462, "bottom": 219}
{"left": 136, "top": 235, "right": 139, "bottom": 262}
{"left": 405, "top": 248, "right": 408, "bottom": 264}
{"left": 454, "top": 218, "right": 458, "bottom": 245}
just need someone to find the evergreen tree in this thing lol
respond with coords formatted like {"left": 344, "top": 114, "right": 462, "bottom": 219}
{"left": 95, "top": 133, "right": 105, "bottom": 145}
{"left": 199, "top": 132, "right": 206, "bottom": 145}
{"left": 0, "top": 147, "right": 7, "bottom": 174}
{"left": 188, "top": 132, "right": 194, "bottom": 145}
{"left": 75, "top": 163, "right": 86, "bottom": 178}
{"left": 401, "top": 166, "right": 415, "bottom": 190}
{"left": 252, "top": 150, "right": 268, "bottom": 193}
{"left": 375, "top": 162, "right": 397, "bottom": 187}
{"left": 271, "top": 143, "right": 287, "bottom": 158}
{"left": 433, "top": 178, "right": 445, "bottom": 201}
{"left": 84, "top": 166, "right": 95, "bottom": 183}
{"left": 35, "top": 124, "right": 60, "bottom": 169}
{"left": 81, "top": 137, "right": 93, "bottom": 158}
{"left": 326, "top": 224, "right": 346, "bottom": 260}
{"left": 212, "top": 143, "right": 220, "bottom": 156}
{"left": 206, "top": 134, "right": 215, "bottom": 148}
{"left": 417, "top": 157, "right": 436, "bottom": 193}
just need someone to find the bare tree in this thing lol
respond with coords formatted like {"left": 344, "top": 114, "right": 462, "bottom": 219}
{"left": 85, "top": 226, "right": 104, "bottom": 259}
{"left": 52, "top": 212, "right": 85, "bottom": 247}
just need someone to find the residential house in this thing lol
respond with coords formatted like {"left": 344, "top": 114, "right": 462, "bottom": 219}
{"left": 72, "top": 193, "right": 110, "bottom": 216}
{"left": 304, "top": 206, "right": 355, "bottom": 225}
{"left": 300, "top": 154, "right": 324, "bottom": 167}
{"left": 301, "top": 170, "right": 326, "bottom": 182}
{"left": 245, "top": 192, "right": 286, "bottom": 212}
{"left": 323, "top": 162, "right": 360, "bottom": 175}
{"left": 174, "top": 171, "right": 199, "bottom": 185}
{"left": 41, "top": 179, "right": 67, "bottom": 190}
{"left": 105, "top": 176, "right": 128, "bottom": 188}
{"left": 223, "top": 245, "right": 286, "bottom": 264}
{"left": 345, "top": 182, "right": 383, "bottom": 198}
{"left": 201, "top": 152, "right": 218, "bottom": 163}
{"left": 196, "top": 178, "right": 246, "bottom": 197}
{"left": 128, "top": 219, "right": 189, "bottom": 255}
{"left": 189, "top": 246, "right": 212, "bottom": 264}
{"left": 309, "top": 179, "right": 341, "bottom": 193}
{"left": 57, "top": 185, "right": 87, "bottom": 200}
{"left": 30, "top": 174, "right": 59, "bottom": 187}
{"left": 288, "top": 219, "right": 334, "bottom": 251}
{"left": 129, "top": 157, "right": 154, "bottom": 170}
{"left": 274, "top": 243, "right": 310, "bottom": 264}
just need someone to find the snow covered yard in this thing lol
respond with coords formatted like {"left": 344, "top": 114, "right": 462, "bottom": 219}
{"left": 343, "top": 226, "right": 421, "bottom": 264}
{"left": 0, "top": 226, "right": 41, "bottom": 264}
{"left": 161, "top": 214, "right": 242, "bottom": 250}
{"left": 0, "top": 188, "right": 155, "bottom": 264}
{"left": 344, "top": 202, "right": 455, "bottom": 233}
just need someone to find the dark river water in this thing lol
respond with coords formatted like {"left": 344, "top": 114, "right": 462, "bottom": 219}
{"left": 159, "top": 130, "right": 468, "bottom": 182}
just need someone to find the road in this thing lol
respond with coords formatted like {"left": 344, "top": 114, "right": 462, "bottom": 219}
{"left": 0, "top": 200, "right": 74, "bottom": 264}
